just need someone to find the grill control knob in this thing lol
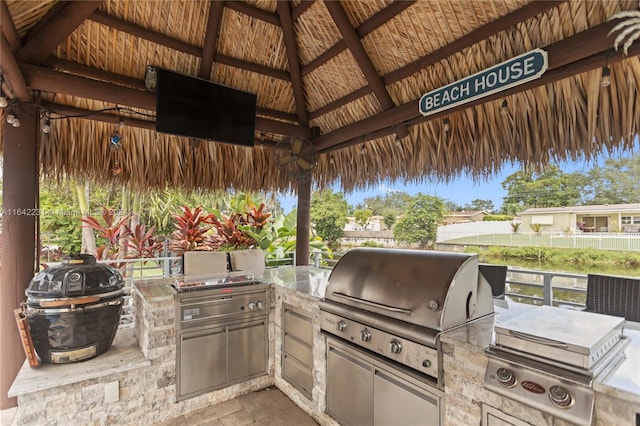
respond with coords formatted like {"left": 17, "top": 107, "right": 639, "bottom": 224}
{"left": 389, "top": 339, "right": 402, "bottom": 354}
{"left": 247, "top": 302, "right": 255, "bottom": 310}
{"left": 360, "top": 329, "right": 371, "bottom": 342}
{"left": 337, "top": 320, "right": 347, "bottom": 332}
{"left": 549, "top": 385, "right": 573, "bottom": 408}
{"left": 495, "top": 368, "right": 517, "bottom": 388}
{"left": 256, "top": 301, "right": 264, "bottom": 310}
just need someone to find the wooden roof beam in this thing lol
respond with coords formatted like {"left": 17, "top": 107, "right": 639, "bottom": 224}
{"left": 315, "top": 19, "right": 632, "bottom": 152}
{"left": 302, "top": 1, "right": 414, "bottom": 77}
{"left": 42, "top": 57, "right": 146, "bottom": 90}
{"left": 199, "top": 1, "right": 225, "bottom": 79}
{"left": 278, "top": 0, "right": 308, "bottom": 126}
{"left": 21, "top": 64, "right": 310, "bottom": 138}
{"left": 384, "top": 0, "right": 565, "bottom": 84}
{"left": 225, "top": 2, "right": 279, "bottom": 26}
{"left": 292, "top": 1, "right": 315, "bottom": 21}
{"left": 309, "top": 0, "right": 563, "bottom": 121}
{"left": 0, "top": 1, "right": 21, "bottom": 51}
{"left": 324, "top": 1, "right": 407, "bottom": 139}
{"left": 16, "top": 1, "right": 102, "bottom": 65}
{"left": 1, "top": 35, "right": 32, "bottom": 102}
{"left": 89, "top": 11, "right": 290, "bottom": 82}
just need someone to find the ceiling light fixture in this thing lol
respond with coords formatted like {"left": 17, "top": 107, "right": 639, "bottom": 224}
{"left": 443, "top": 118, "right": 450, "bottom": 132}
{"left": 0, "top": 95, "right": 7, "bottom": 108}
{"left": 601, "top": 66, "right": 611, "bottom": 87}
{"left": 500, "top": 100, "right": 508, "bottom": 116}
{"left": 329, "top": 155, "right": 335, "bottom": 165}
{"left": 360, "top": 143, "right": 366, "bottom": 155}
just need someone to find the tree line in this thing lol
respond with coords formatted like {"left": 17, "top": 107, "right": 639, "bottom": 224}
{"left": 3, "top": 153, "right": 635, "bottom": 259}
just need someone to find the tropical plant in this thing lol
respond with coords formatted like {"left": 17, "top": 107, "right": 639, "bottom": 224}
{"left": 169, "top": 205, "right": 216, "bottom": 254}
{"left": 124, "top": 223, "right": 164, "bottom": 260}
{"left": 81, "top": 207, "right": 132, "bottom": 260}
{"left": 530, "top": 223, "right": 543, "bottom": 233}
{"left": 510, "top": 222, "right": 521, "bottom": 233}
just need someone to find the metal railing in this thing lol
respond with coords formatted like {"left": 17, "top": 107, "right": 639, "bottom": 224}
{"left": 81, "top": 251, "right": 600, "bottom": 328}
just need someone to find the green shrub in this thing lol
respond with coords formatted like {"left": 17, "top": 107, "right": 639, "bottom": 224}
{"left": 483, "top": 214, "right": 514, "bottom": 222}
{"left": 360, "top": 241, "right": 384, "bottom": 248}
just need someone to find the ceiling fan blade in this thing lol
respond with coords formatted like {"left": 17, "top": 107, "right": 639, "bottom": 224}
{"left": 291, "top": 138, "right": 302, "bottom": 155}
{"left": 278, "top": 155, "right": 296, "bottom": 165}
{"left": 296, "top": 157, "right": 312, "bottom": 169}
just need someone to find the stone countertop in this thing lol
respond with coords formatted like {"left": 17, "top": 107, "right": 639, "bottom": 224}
{"left": 259, "top": 266, "right": 331, "bottom": 298}
{"left": 440, "top": 299, "right": 640, "bottom": 404}
{"left": 132, "top": 266, "right": 332, "bottom": 301}
{"left": 8, "top": 328, "right": 150, "bottom": 397}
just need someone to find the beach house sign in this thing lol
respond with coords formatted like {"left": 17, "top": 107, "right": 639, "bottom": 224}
{"left": 419, "top": 49, "right": 548, "bottom": 116}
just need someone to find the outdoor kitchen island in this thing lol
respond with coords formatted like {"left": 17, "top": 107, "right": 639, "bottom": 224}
{"left": 7, "top": 266, "right": 640, "bottom": 425}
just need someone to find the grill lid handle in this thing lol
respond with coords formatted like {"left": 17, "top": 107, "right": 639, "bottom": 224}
{"left": 508, "top": 330, "right": 569, "bottom": 348}
{"left": 333, "top": 292, "right": 412, "bottom": 314}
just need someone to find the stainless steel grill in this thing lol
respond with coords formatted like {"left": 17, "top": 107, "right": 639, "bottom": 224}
{"left": 319, "top": 248, "right": 494, "bottom": 426}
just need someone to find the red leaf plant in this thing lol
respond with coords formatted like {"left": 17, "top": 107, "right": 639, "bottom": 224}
{"left": 169, "top": 205, "right": 217, "bottom": 254}
{"left": 81, "top": 207, "right": 132, "bottom": 264}
{"left": 124, "top": 223, "right": 164, "bottom": 261}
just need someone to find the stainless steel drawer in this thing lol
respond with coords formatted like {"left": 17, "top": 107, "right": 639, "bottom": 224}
{"left": 283, "top": 354, "right": 313, "bottom": 397}
{"left": 284, "top": 308, "right": 312, "bottom": 344}
{"left": 284, "top": 334, "right": 313, "bottom": 367}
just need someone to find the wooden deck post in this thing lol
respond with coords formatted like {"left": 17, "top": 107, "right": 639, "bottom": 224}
{"left": 295, "top": 176, "right": 311, "bottom": 266}
{"left": 0, "top": 103, "right": 38, "bottom": 409}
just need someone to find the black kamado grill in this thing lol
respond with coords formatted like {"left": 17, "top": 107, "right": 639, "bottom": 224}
{"left": 24, "top": 254, "right": 124, "bottom": 364}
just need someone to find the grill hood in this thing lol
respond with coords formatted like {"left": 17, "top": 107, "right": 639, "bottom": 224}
{"left": 324, "top": 248, "right": 494, "bottom": 331}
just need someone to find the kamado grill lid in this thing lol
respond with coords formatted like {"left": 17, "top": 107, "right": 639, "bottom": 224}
{"left": 26, "top": 254, "right": 125, "bottom": 299}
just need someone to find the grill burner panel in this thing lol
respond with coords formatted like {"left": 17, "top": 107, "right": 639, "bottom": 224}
{"left": 485, "top": 307, "right": 629, "bottom": 425}
{"left": 173, "top": 272, "right": 259, "bottom": 292}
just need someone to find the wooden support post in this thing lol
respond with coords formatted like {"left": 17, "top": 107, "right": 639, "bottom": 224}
{"left": 0, "top": 103, "right": 38, "bottom": 408}
{"left": 295, "top": 177, "right": 311, "bottom": 266}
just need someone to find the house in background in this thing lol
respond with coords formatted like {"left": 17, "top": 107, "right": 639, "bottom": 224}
{"left": 519, "top": 204, "right": 640, "bottom": 233}
{"left": 344, "top": 215, "right": 387, "bottom": 231}
{"left": 443, "top": 210, "right": 489, "bottom": 225}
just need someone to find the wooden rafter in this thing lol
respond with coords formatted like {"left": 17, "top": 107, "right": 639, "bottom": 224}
{"left": 292, "top": 1, "right": 315, "bottom": 21}
{"left": 384, "top": 0, "right": 565, "bottom": 84}
{"left": 1, "top": 35, "right": 31, "bottom": 102}
{"left": 199, "top": 1, "right": 225, "bottom": 79}
{"left": 43, "top": 57, "right": 146, "bottom": 90}
{"left": 0, "top": 0, "right": 20, "bottom": 51}
{"left": 89, "top": 10, "right": 290, "bottom": 82}
{"left": 278, "top": 0, "right": 308, "bottom": 126}
{"left": 225, "top": 1, "right": 279, "bottom": 26}
{"left": 310, "top": 1, "right": 562, "bottom": 121}
{"left": 21, "top": 64, "right": 311, "bottom": 139}
{"left": 16, "top": 1, "right": 102, "bottom": 65}
{"left": 302, "top": 1, "right": 414, "bottom": 76}
{"left": 324, "top": 1, "right": 407, "bottom": 139}
{"left": 314, "top": 19, "right": 632, "bottom": 152}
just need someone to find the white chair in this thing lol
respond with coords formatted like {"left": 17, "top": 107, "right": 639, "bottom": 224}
{"left": 182, "top": 251, "right": 228, "bottom": 275}
{"left": 229, "top": 249, "right": 265, "bottom": 276}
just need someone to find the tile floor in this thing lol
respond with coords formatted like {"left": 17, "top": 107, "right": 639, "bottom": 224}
{"left": 155, "top": 387, "right": 319, "bottom": 426}
{"left": 0, "top": 387, "right": 318, "bottom": 426}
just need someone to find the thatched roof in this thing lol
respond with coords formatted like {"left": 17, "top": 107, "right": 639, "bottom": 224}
{"left": 1, "top": 0, "right": 639, "bottom": 194}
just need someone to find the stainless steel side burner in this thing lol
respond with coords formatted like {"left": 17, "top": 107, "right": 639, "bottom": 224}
{"left": 484, "top": 306, "right": 628, "bottom": 426}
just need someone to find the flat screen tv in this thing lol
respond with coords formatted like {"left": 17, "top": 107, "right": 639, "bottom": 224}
{"left": 155, "top": 68, "right": 257, "bottom": 146}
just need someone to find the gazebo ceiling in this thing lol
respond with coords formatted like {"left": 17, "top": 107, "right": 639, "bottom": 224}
{"left": 1, "top": 0, "right": 639, "bottom": 193}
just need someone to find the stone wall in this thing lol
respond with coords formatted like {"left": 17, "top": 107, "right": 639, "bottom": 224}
{"left": 12, "top": 285, "right": 275, "bottom": 425}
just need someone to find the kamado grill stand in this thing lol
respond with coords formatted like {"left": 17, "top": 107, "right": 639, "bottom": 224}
{"left": 22, "top": 254, "right": 125, "bottom": 364}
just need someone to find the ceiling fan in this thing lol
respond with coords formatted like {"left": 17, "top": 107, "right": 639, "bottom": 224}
{"left": 273, "top": 137, "right": 318, "bottom": 180}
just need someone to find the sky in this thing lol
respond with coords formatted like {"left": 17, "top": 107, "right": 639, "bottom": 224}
{"left": 278, "top": 144, "right": 638, "bottom": 213}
